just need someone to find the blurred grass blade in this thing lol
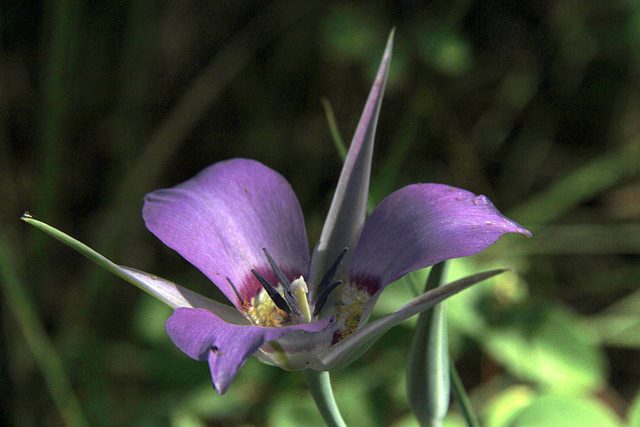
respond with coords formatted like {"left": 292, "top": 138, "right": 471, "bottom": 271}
{"left": 509, "top": 147, "right": 629, "bottom": 225}
{"left": 35, "top": 0, "right": 79, "bottom": 225}
{"left": 495, "top": 224, "right": 640, "bottom": 255}
{"left": 371, "top": 112, "right": 420, "bottom": 201}
{"left": 450, "top": 358, "right": 480, "bottom": 427}
{"left": 322, "top": 98, "right": 347, "bottom": 161}
{"left": 0, "top": 235, "right": 88, "bottom": 426}
{"left": 407, "top": 262, "right": 450, "bottom": 427}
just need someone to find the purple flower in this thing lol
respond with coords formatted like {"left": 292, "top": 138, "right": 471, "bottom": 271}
{"left": 134, "top": 33, "right": 531, "bottom": 394}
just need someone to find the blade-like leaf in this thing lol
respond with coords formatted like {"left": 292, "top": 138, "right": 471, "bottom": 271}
{"left": 310, "top": 29, "right": 394, "bottom": 291}
{"left": 20, "top": 214, "right": 246, "bottom": 324}
{"left": 407, "top": 262, "right": 450, "bottom": 427}
{"left": 318, "top": 269, "right": 506, "bottom": 369}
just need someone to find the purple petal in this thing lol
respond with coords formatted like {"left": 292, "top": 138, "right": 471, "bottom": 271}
{"left": 310, "top": 30, "right": 394, "bottom": 290}
{"left": 166, "top": 307, "right": 334, "bottom": 394}
{"left": 143, "top": 159, "right": 309, "bottom": 309}
{"left": 349, "top": 184, "right": 532, "bottom": 294}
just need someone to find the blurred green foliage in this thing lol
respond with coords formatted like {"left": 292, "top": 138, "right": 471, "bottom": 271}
{"left": 2, "top": 0, "right": 640, "bottom": 425}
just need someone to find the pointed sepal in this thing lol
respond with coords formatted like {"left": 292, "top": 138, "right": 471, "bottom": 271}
{"left": 317, "top": 269, "right": 506, "bottom": 370}
{"left": 407, "top": 262, "right": 450, "bottom": 426}
{"left": 20, "top": 214, "right": 246, "bottom": 324}
{"left": 310, "top": 29, "right": 395, "bottom": 289}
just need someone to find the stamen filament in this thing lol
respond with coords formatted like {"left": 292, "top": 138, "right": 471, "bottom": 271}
{"left": 226, "top": 277, "right": 244, "bottom": 304}
{"left": 313, "top": 280, "right": 342, "bottom": 317}
{"left": 316, "top": 248, "right": 347, "bottom": 298}
{"left": 262, "top": 248, "right": 301, "bottom": 315}
{"left": 251, "top": 269, "right": 291, "bottom": 313}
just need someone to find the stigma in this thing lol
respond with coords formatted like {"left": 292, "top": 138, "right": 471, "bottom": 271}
{"left": 291, "top": 276, "right": 311, "bottom": 323}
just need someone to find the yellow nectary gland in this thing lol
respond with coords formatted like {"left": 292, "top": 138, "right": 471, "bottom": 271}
{"left": 335, "top": 283, "right": 370, "bottom": 340}
{"left": 246, "top": 288, "right": 290, "bottom": 327}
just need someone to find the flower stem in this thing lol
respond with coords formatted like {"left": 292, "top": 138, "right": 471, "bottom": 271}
{"left": 450, "top": 358, "right": 480, "bottom": 427}
{"left": 303, "top": 370, "right": 347, "bottom": 427}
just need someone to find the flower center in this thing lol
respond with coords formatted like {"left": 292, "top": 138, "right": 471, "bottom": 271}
{"left": 237, "top": 247, "right": 370, "bottom": 346}
{"left": 245, "top": 248, "right": 348, "bottom": 327}
{"left": 247, "top": 248, "right": 312, "bottom": 326}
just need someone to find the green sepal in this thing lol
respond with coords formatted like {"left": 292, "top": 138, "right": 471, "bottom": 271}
{"left": 407, "top": 262, "right": 450, "bottom": 426}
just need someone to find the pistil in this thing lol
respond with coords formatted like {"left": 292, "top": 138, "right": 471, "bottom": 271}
{"left": 291, "top": 276, "right": 311, "bottom": 323}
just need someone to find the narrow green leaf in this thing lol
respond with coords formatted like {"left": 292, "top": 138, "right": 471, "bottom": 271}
{"left": 370, "top": 112, "right": 420, "bottom": 201}
{"left": 321, "top": 97, "right": 348, "bottom": 161}
{"left": 450, "top": 357, "right": 480, "bottom": 427}
{"left": 509, "top": 148, "right": 628, "bottom": 225}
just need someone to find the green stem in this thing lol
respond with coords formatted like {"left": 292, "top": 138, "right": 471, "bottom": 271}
{"left": 449, "top": 358, "right": 480, "bottom": 427}
{"left": 303, "top": 370, "right": 347, "bottom": 427}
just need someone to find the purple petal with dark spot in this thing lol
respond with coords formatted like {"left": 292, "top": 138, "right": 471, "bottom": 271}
{"left": 166, "top": 307, "right": 334, "bottom": 394}
{"left": 143, "top": 159, "right": 309, "bottom": 309}
{"left": 349, "top": 184, "right": 531, "bottom": 294}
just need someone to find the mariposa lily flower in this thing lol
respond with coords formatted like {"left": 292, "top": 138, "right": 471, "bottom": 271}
{"left": 22, "top": 31, "right": 531, "bottom": 396}
{"left": 139, "top": 33, "right": 530, "bottom": 394}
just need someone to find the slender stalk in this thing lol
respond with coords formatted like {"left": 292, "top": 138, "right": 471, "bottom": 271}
{"left": 303, "top": 370, "right": 347, "bottom": 427}
{"left": 449, "top": 358, "right": 480, "bottom": 427}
